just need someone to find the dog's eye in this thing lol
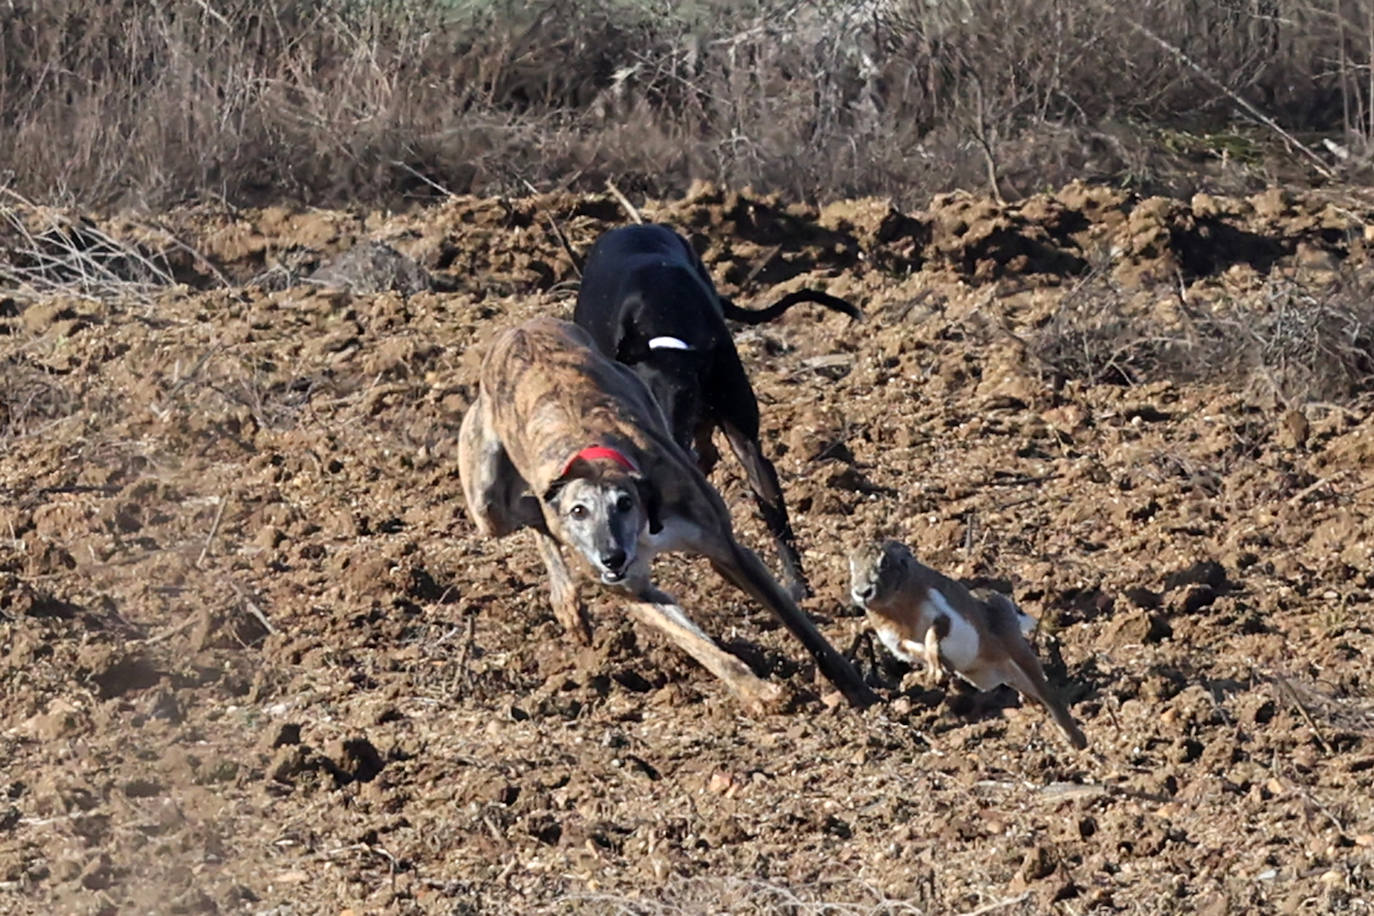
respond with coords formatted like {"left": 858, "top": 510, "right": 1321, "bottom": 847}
{"left": 569, "top": 505, "right": 588, "bottom": 520}
{"left": 615, "top": 495, "right": 634, "bottom": 513}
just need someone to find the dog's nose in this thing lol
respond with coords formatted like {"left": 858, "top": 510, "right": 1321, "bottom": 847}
{"left": 601, "top": 549, "right": 627, "bottom": 572}
{"left": 855, "top": 585, "right": 874, "bottom": 602}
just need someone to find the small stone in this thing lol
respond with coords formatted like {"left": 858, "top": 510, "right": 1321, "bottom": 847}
{"left": 267, "top": 723, "right": 302, "bottom": 748}
{"left": 254, "top": 526, "right": 285, "bottom": 550}
{"left": 1124, "top": 586, "right": 1162, "bottom": 610}
{"left": 1277, "top": 409, "right": 1309, "bottom": 449}
{"left": 707, "top": 771, "right": 739, "bottom": 795}
{"left": 80, "top": 854, "right": 114, "bottom": 891}
{"left": 1105, "top": 610, "right": 1172, "bottom": 646}
{"left": 1191, "top": 193, "right": 1219, "bottom": 218}
{"left": 1164, "top": 560, "right": 1228, "bottom": 591}
{"left": 269, "top": 746, "right": 308, "bottom": 784}
{"left": 1019, "top": 844, "right": 1057, "bottom": 881}
{"left": 24, "top": 699, "right": 83, "bottom": 740}
{"left": 333, "top": 736, "right": 385, "bottom": 783}
{"left": 1173, "top": 584, "right": 1218, "bottom": 615}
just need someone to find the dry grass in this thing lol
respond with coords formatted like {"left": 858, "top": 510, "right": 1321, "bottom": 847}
{"left": 1030, "top": 268, "right": 1374, "bottom": 404}
{"left": 0, "top": 197, "right": 176, "bottom": 298}
{"left": 1, "top": 0, "right": 1372, "bottom": 211}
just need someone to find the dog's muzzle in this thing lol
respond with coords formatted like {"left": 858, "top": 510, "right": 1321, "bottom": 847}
{"left": 599, "top": 549, "right": 629, "bottom": 584}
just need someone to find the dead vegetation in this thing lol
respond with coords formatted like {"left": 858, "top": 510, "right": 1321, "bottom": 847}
{"left": 0, "top": 197, "right": 176, "bottom": 299}
{"left": 2, "top": 0, "right": 1373, "bottom": 211}
{"left": 1030, "top": 269, "right": 1374, "bottom": 405}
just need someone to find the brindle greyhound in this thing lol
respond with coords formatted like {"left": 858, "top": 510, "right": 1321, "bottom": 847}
{"left": 458, "top": 316, "right": 875, "bottom": 711}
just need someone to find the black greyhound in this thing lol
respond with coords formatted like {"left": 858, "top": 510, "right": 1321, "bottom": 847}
{"left": 572, "top": 223, "right": 862, "bottom": 599}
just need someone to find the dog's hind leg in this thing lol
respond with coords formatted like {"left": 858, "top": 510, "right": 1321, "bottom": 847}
{"left": 704, "top": 335, "right": 809, "bottom": 598}
{"left": 459, "top": 396, "right": 529, "bottom": 537}
{"left": 998, "top": 642, "right": 1089, "bottom": 750}
{"left": 720, "top": 419, "right": 808, "bottom": 599}
{"left": 624, "top": 588, "right": 783, "bottom": 715}
{"left": 705, "top": 541, "right": 877, "bottom": 708}
{"left": 692, "top": 421, "right": 721, "bottom": 477}
{"left": 534, "top": 531, "right": 591, "bottom": 644}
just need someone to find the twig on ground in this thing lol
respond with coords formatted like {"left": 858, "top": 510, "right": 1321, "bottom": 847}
{"left": 544, "top": 215, "right": 582, "bottom": 278}
{"left": 196, "top": 494, "right": 228, "bottom": 568}
{"left": 390, "top": 159, "right": 457, "bottom": 198}
{"left": 451, "top": 614, "right": 477, "bottom": 695}
{"left": 741, "top": 244, "right": 783, "bottom": 288}
{"left": 146, "top": 613, "right": 199, "bottom": 644}
{"left": 956, "top": 891, "right": 1033, "bottom": 916}
{"left": 1, "top": 190, "right": 176, "bottom": 298}
{"left": 1287, "top": 471, "right": 1348, "bottom": 507}
{"left": 227, "top": 579, "right": 277, "bottom": 636}
{"left": 148, "top": 222, "right": 232, "bottom": 288}
{"left": 1274, "top": 675, "right": 1333, "bottom": 754}
{"left": 604, "top": 179, "right": 643, "bottom": 224}
{"left": 971, "top": 79, "right": 1007, "bottom": 205}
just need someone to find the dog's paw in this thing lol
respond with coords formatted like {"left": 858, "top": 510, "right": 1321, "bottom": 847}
{"left": 553, "top": 600, "right": 593, "bottom": 644}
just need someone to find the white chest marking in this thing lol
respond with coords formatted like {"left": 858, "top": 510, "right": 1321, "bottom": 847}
{"left": 648, "top": 336, "right": 693, "bottom": 351}
{"left": 922, "top": 589, "right": 981, "bottom": 670}
{"left": 644, "top": 515, "right": 701, "bottom": 556}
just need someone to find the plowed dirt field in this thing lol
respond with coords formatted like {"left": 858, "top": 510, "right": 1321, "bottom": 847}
{"left": 2, "top": 182, "right": 1373, "bottom": 914}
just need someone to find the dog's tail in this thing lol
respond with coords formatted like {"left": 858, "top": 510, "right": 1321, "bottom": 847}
{"left": 720, "top": 290, "right": 862, "bottom": 324}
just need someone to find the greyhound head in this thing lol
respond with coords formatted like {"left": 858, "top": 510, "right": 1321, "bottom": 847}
{"left": 543, "top": 447, "right": 661, "bottom": 588}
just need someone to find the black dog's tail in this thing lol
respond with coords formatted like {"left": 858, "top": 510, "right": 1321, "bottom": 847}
{"left": 720, "top": 290, "right": 863, "bottom": 324}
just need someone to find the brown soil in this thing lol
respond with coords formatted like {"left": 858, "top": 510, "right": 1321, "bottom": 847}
{"left": 2, "top": 183, "right": 1373, "bottom": 914}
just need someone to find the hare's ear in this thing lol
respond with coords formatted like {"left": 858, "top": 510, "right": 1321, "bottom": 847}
{"left": 879, "top": 539, "right": 910, "bottom": 569}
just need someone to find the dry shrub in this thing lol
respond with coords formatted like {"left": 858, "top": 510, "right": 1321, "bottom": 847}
{"left": 1032, "top": 269, "right": 1374, "bottom": 403}
{"left": 1, "top": 0, "right": 1371, "bottom": 210}
{"left": 0, "top": 200, "right": 176, "bottom": 297}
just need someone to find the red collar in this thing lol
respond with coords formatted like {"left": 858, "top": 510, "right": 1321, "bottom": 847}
{"left": 561, "top": 445, "right": 638, "bottom": 477}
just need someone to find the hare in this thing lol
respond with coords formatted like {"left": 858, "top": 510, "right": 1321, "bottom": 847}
{"left": 849, "top": 540, "right": 1088, "bottom": 749}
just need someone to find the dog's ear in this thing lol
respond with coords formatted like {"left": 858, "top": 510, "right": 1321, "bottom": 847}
{"left": 634, "top": 476, "right": 663, "bottom": 535}
{"left": 542, "top": 475, "right": 567, "bottom": 506}
{"left": 542, "top": 460, "right": 585, "bottom": 506}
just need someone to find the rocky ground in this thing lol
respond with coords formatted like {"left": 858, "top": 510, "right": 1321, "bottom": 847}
{"left": 2, "top": 182, "right": 1373, "bottom": 914}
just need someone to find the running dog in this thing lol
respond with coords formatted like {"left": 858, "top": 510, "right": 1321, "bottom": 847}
{"left": 457, "top": 316, "right": 875, "bottom": 711}
{"left": 573, "top": 223, "right": 862, "bottom": 600}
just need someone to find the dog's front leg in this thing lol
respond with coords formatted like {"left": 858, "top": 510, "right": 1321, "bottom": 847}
{"left": 709, "top": 543, "right": 878, "bottom": 709}
{"left": 534, "top": 532, "right": 590, "bottom": 643}
{"left": 624, "top": 586, "right": 783, "bottom": 715}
